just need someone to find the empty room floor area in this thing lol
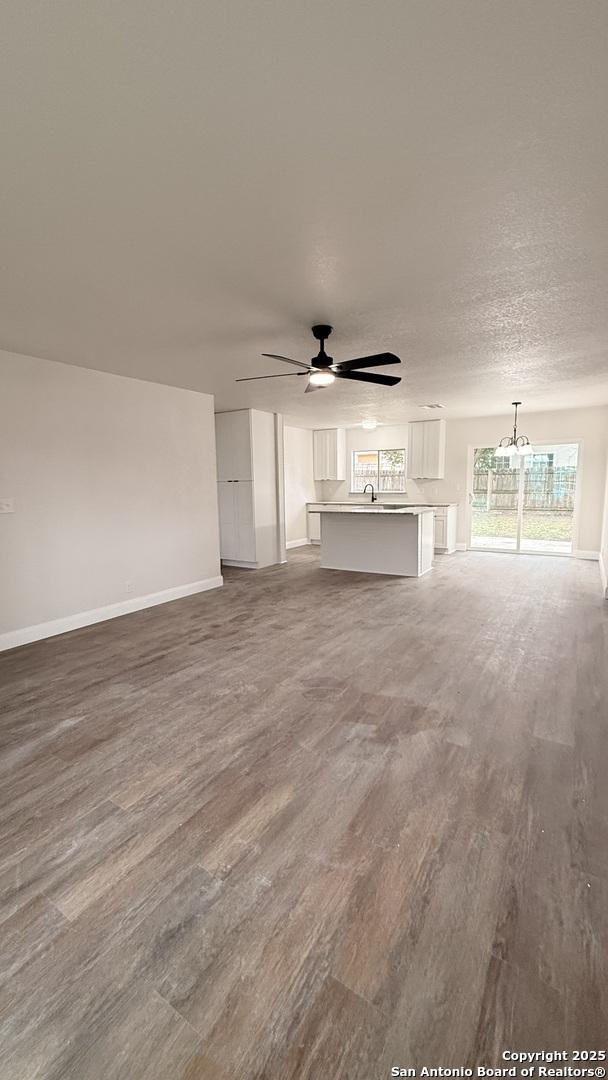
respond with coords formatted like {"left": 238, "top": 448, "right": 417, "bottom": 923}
{"left": 0, "top": 549, "right": 606, "bottom": 1079}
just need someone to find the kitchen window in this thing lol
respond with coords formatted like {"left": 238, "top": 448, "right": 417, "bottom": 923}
{"left": 351, "top": 448, "right": 407, "bottom": 493}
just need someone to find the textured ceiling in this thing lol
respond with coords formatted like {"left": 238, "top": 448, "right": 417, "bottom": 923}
{"left": 2, "top": 0, "right": 608, "bottom": 427}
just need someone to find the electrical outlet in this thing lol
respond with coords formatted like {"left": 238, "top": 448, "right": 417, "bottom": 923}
{"left": 0, "top": 498, "right": 15, "bottom": 513}
{"left": 125, "top": 581, "right": 135, "bottom": 596}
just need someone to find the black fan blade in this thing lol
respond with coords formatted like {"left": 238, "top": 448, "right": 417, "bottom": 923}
{"left": 262, "top": 353, "right": 310, "bottom": 370}
{"left": 236, "top": 372, "right": 302, "bottom": 382}
{"left": 332, "top": 352, "right": 400, "bottom": 372}
{"left": 335, "top": 370, "right": 401, "bottom": 387}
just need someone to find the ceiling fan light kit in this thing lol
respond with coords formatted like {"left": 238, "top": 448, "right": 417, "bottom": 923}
{"left": 309, "top": 370, "right": 335, "bottom": 386}
{"left": 236, "top": 325, "right": 402, "bottom": 394}
{"left": 495, "top": 401, "right": 533, "bottom": 458}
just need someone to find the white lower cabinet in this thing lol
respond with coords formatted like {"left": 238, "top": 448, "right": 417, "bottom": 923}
{"left": 307, "top": 508, "right": 321, "bottom": 542}
{"left": 434, "top": 513, "right": 447, "bottom": 550}
{"left": 307, "top": 504, "right": 324, "bottom": 542}
{"left": 433, "top": 505, "right": 457, "bottom": 553}
{"left": 218, "top": 481, "right": 256, "bottom": 563}
{"left": 218, "top": 481, "right": 237, "bottom": 558}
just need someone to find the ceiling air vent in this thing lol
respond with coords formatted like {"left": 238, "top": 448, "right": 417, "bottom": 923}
{"left": 419, "top": 403, "right": 445, "bottom": 410}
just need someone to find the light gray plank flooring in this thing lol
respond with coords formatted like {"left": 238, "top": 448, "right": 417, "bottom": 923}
{"left": 0, "top": 548, "right": 606, "bottom": 1078}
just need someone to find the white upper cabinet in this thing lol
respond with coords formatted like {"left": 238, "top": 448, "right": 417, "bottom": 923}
{"left": 313, "top": 428, "right": 346, "bottom": 481}
{"left": 215, "top": 411, "right": 253, "bottom": 481}
{"left": 407, "top": 419, "right": 446, "bottom": 479}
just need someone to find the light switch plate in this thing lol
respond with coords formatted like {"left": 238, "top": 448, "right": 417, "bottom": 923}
{"left": 0, "top": 498, "right": 15, "bottom": 513}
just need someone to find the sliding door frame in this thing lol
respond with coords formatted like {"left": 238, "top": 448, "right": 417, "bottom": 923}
{"left": 465, "top": 439, "right": 583, "bottom": 556}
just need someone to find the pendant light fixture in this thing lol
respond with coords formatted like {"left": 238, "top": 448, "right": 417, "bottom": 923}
{"left": 495, "top": 401, "right": 533, "bottom": 458}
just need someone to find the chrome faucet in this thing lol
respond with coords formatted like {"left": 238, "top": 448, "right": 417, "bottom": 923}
{"left": 362, "top": 483, "right": 377, "bottom": 503}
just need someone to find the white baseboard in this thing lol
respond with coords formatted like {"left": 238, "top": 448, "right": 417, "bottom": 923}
{"left": 599, "top": 552, "right": 608, "bottom": 598}
{"left": 286, "top": 538, "right": 310, "bottom": 549}
{"left": 573, "top": 549, "right": 600, "bottom": 561}
{"left": 455, "top": 542, "right": 467, "bottom": 551}
{"left": 223, "top": 559, "right": 290, "bottom": 569}
{"left": 0, "top": 575, "right": 224, "bottom": 653}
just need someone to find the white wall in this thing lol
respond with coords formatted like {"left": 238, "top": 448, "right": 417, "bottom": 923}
{"left": 318, "top": 408, "right": 608, "bottom": 554}
{"left": 284, "top": 426, "right": 317, "bottom": 544}
{"left": 0, "top": 350, "right": 222, "bottom": 647}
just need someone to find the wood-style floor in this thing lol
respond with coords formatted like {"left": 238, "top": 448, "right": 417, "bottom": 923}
{"left": 1, "top": 548, "right": 606, "bottom": 1079}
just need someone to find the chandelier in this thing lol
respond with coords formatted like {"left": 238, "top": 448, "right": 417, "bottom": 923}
{"left": 495, "top": 401, "right": 533, "bottom": 459}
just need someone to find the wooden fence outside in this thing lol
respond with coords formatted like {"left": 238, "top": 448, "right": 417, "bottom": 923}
{"left": 353, "top": 464, "right": 407, "bottom": 492}
{"left": 473, "top": 466, "right": 576, "bottom": 511}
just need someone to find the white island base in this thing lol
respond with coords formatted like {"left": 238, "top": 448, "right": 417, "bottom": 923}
{"left": 319, "top": 507, "right": 435, "bottom": 578}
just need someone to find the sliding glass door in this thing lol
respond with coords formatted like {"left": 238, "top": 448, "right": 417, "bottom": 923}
{"left": 520, "top": 444, "right": 578, "bottom": 553}
{"left": 470, "top": 443, "right": 579, "bottom": 554}
{"left": 470, "top": 449, "right": 519, "bottom": 550}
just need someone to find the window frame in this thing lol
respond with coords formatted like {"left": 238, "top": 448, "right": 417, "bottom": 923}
{"left": 350, "top": 447, "right": 407, "bottom": 494}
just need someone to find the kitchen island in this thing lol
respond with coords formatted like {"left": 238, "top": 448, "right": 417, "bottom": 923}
{"left": 318, "top": 505, "right": 435, "bottom": 577}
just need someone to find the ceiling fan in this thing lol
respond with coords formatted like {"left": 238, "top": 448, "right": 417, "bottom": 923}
{"left": 236, "top": 325, "right": 401, "bottom": 393}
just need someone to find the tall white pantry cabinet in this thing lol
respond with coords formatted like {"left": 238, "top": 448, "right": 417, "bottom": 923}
{"left": 215, "top": 409, "right": 285, "bottom": 568}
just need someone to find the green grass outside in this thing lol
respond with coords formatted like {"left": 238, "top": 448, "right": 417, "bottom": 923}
{"left": 472, "top": 509, "right": 573, "bottom": 541}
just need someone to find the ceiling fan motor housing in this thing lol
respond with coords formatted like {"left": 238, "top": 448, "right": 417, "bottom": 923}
{"left": 311, "top": 324, "right": 333, "bottom": 366}
{"left": 311, "top": 324, "right": 333, "bottom": 341}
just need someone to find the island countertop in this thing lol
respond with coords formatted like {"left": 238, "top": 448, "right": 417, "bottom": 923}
{"left": 316, "top": 505, "right": 434, "bottom": 515}
{"left": 306, "top": 500, "right": 458, "bottom": 507}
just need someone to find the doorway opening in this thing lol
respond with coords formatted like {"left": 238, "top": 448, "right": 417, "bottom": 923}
{"left": 469, "top": 443, "right": 579, "bottom": 554}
